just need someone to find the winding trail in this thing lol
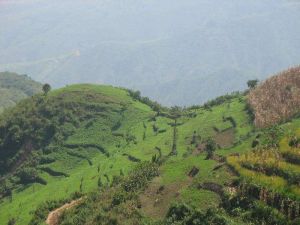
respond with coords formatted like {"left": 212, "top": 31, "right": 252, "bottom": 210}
{"left": 46, "top": 198, "right": 83, "bottom": 225}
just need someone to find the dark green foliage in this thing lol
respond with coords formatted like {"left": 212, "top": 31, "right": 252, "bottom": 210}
{"left": 224, "top": 116, "right": 236, "bottom": 128}
{"left": 289, "top": 136, "right": 300, "bottom": 148}
{"left": 165, "top": 203, "right": 227, "bottom": 225}
{"left": 80, "top": 177, "right": 84, "bottom": 192}
{"left": 127, "top": 89, "right": 164, "bottom": 113}
{"left": 17, "top": 168, "right": 46, "bottom": 185}
{"left": 251, "top": 139, "right": 259, "bottom": 148}
{"left": 42, "top": 83, "right": 51, "bottom": 95}
{"left": 7, "top": 218, "right": 16, "bottom": 225}
{"left": 97, "top": 177, "right": 103, "bottom": 188}
{"left": 111, "top": 121, "right": 121, "bottom": 131}
{"left": 122, "top": 162, "right": 159, "bottom": 192}
{"left": 244, "top": 202, "right": 287, "bottom": 225}
{"left": 39, "top": 155, "right": 55, "bottom": 164}
{"left": 152, "top": 124, "right": 159, "bottom": 133}
{"left": 205, "top": 138, "right": 217, "bottom": 159}
{"left": 0, "top": 87, "right": 117, "bottom": 176}
{"left": 244, "top": 102, "right": 255, "bottom": 122}
{"left": 170, "top": 125, "right": 178, "bottom": 156}
{"left": 169, "top": 106, "right": 183, "bottom": 119}
{"left": 261, "top": 125, "right": 284, "bottom": 148}
{"left": 111, "top": 175, "right": 123, "bottom": 187}
{"left": 0, "top": 181, "right": 12, "bottom": 199}
{"left": 111, "top": 190, "right": 134, "bottom": 206}
{"left": 125, "top": 133, "right": 137, "bottom": 145}
{"left": 39, "top": 167, "right": 69, "bottom": 177}
{"left": 247, "top": 79, "right": 259, "bottom": 89}
{"left": 202, "top": 92, "right": 242, "bottom": 109}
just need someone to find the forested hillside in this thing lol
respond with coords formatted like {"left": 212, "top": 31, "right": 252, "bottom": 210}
{"left": 0, "top": 67, "right": 300, "bottom": 225}
{"left": 0, "top": 72, "right": 42, "bottom": 112}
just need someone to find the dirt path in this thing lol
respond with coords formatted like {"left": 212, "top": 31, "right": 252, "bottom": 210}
{"left": 46, "top": 198, "right": 83, "bottom": 225}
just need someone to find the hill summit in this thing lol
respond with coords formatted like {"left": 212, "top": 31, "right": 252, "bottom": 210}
{"left": 1, "top": 69, "right": 300, "bottom": 225}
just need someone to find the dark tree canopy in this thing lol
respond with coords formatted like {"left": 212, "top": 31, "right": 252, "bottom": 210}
{"left": 247, "top": 79, "right": 259, "bottom": 89}
{"left": 205, "top": 137, "right": 217, "bottom": 159}
{"left": 42, "top": 83, "right": 51, "bottom": 95}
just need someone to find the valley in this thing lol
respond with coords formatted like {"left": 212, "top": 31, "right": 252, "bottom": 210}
{"left": 0, "top": 68, "right": 300, "bottom": 224}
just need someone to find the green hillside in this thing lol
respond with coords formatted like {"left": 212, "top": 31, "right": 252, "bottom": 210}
{"left": 0, "top": 79, "right": 299, "bottom": 224}
{"left": 0, "top": 72, "right": 42, "bottom": 112}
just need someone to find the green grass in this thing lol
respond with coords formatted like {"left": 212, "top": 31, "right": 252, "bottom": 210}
{"left": 179, "top": 187, "right": 220, "bottom": 210}
{"left": 0, "top": 87, "right": 272, "bottom": 224}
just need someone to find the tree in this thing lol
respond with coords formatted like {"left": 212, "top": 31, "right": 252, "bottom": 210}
{"left": 128, "top": 89, "right": 141, "bottom": 100}
{"left": 79, "top": 177, "right": 84, "bottom": 192}
{"left": 205, "top": 138, "right": 217, "bottom": 159}
{"left": 247, "top": 79, "right": 259, "bottom": 89}
{"left": 169, "top": 106, "right": 182, "bottom": 119}
{"left": 42, "top": 83, "right": 51, "bottom": 95}
{"left": 97, "top": 177, "right": 103, "bottom": 188}
{"left": 7, "top": 218, "right": 16, "bottom": 225}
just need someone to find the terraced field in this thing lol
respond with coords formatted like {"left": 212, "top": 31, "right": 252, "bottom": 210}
{"left": 1, "top": 82, "right": 300, "bottom": 224}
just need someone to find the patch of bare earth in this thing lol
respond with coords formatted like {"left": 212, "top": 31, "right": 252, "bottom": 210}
{"left": 46, "top": 198, "right": 83, "bottom": 225}
{"left": 139, "top": 176, "right": 193, "bottom": 219}
{"left": 215, "top": 128, "right": 235, "bottom": 148}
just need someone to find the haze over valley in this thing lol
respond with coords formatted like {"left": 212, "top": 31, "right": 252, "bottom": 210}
{"left": 1, "top": 0, "right": 300, "bottom": 105}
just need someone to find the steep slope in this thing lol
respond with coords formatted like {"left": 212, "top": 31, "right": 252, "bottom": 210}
{"left": 0, "top": 72, "right": 42, "bottom": 112}
{"left": 0, "top": 84, "right": 253, "bottom": 224}
{"left": 0, "top": 84, "right": 156, "bottom": 224}
{"left": 1, "top": 72, "right": 300, "bottom": 224}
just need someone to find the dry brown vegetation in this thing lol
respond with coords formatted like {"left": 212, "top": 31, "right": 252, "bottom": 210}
{"left": 248, "top": 66, "right": 300, "bottom": 128}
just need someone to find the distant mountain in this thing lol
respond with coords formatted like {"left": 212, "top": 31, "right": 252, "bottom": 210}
{"left": 1, "top": 0, "right": 300, "bottom": 106}
{"left": 0, "top": 72, "right": 42, "bottom": 112}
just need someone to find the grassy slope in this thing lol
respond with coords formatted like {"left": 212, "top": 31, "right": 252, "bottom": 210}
{"left": 0, "top": 85, "right": 254, "bottom": 224}
{"left": 0, "top": 84, "right": 154, "bottom": 224}
{"left": 2, "top": 83, "right": 300, "bottom": 224}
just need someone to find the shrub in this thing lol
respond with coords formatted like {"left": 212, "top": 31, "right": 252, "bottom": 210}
{"left": 17, "top": 168, "right": 42, "bottom": 184}
{"left": 165, "top": 203, "right": 227, "bottom": 225}
{"left": 244, "top": 201, "right": 287, "bottom": 225}
{"left": 7, "top": 218, "right": 16, "bottom": 225}
{"left": 122, "top": 162, "right": 159, "bottom": 192}
{"left": 205, "top": 138, "right": 217, "bottom": 159}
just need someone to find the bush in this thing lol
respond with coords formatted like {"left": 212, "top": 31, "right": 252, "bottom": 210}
{"left": 17, "top": 168, "right": 40, "bottom": 184}
{"left": 205, "top": 138, "right": 217, "bottom": 159}
{"left": 7, "top": 218, "right": 16, "bottom": 225}
{"left": 244, "top": 202, "right": 287, "bottom": 225}
{"left": 165, "top": 203, "right": 227, "bottom": 225}
{"left": 122, "top": 162, "right": 159, "bottom": 192}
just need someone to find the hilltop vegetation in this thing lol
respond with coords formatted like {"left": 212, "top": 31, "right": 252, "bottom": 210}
{"left": 1, "top": 67, "right": 300, "bottom": 224}
{"left": 0, "top": 72, "right": 42, "bottom": 112}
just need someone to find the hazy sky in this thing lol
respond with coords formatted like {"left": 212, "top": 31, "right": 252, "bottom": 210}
{"left": 1, "top": 0, "right": 300, "bottom": 105}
